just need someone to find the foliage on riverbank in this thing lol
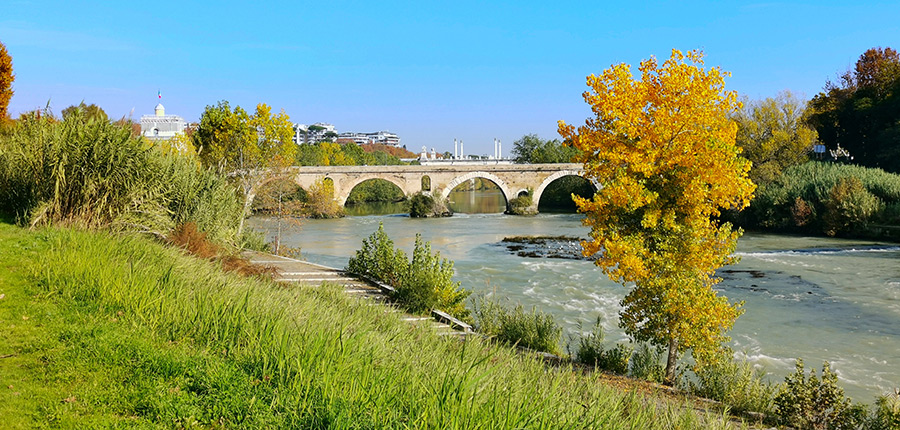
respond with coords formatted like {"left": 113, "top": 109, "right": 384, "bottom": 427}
{"left": 471, "top": 294, "right": 562, "bottom": 355}
{"left": 407, "top": 191, "right": 451, "bottom": 218}
{"left": 295, "top": 141, "right": 409, "bottom": 166}
{"left": 0, "top": 221, "right": 745, "bottom": 429}
{"left": 0, "top": 108, "right": 244, "bottom": 244}
{"left": 740, "top": 161, "right": 900, "bottom": 238}
{"left": 347, "top": 223, "right": 468, "bottom": 318}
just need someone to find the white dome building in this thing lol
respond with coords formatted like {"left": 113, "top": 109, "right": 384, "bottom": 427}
{"left": 140, "top": 100, "right": 186, "bottom": 140}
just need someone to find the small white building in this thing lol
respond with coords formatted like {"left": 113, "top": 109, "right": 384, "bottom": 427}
{"left": 140, "top": 103, "right": 186, "bottom": 140}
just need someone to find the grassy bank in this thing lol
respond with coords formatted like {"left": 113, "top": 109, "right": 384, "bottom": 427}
{"left": 0, "top": 220, "right": 744, "bottom": 429}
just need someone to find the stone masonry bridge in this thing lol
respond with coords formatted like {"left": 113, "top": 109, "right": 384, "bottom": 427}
{"left": 279, "top": 163, "right": 587, "bottom": 213}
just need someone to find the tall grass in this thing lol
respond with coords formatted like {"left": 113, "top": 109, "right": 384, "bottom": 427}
{"left": 27, "top": 227, "right": 745, "bottom": 429}
{"left": 0, "top": 109, "right": 242, "bottom": 243}
{"left": 471, "top": 294, "right": 563, "bottom": 355}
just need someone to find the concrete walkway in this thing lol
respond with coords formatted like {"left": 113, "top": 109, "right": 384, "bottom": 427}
{"left": 242, "top": 251, "right": 472, "bottom": 338}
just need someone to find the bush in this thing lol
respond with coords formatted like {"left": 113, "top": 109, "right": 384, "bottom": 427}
{"left": 507, "top": 190, "right": 535, "bottom": 216}
{"left": 871, "top": 391, "right": 900, "bottom": 430}
{"left": 471, "top": 295, "right": 562, "bottom": 355}
{"left": 347, "top": 224, "right": 469, "bottom": 319}
{"left": 406, "top": 191, "right": 451, "bottom": 218}
{"left": 346, "top": 222, "right": 408, "bottom": 287}
{"left": 690, "top": 359, "right": 776, "bottom": 415}
{"left": 823, "top": 176, "right": 882, "bottom": 236}
{"left": 774, "top": 359, "right": 864, "bottom": 430}
{"left": 305, "top": 177, "right": 344, "bottom": 218}
{"left": 570, "top": 317, "right": 631, "bottom": 375}
{"left": 630, "top": 343, "right": 665, "bottom": 383}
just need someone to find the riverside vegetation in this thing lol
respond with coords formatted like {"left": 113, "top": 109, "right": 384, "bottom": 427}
{"left": 0, "top": 221, "right": 752, "bottom": 428}
{"left": 0, "top": 106, "right": 747, "bottom": 428}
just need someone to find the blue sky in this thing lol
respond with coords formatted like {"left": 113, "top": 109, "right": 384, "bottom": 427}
{"left": 2, "top": 1, "right": 898, "bottom": 155}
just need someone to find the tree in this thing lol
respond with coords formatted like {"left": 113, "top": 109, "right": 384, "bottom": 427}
{"left": 511, "top": 134, "right": 579, "bottom": 164}
{"left": 558, "top": 49, "right": 755, "bottom": 385}
{"left": 733, "top": 91, "right": 817, "bottom": 186}
{"left": 807, "top": 47, "right": 900, "bottom": 172}
{"left": 0, "top": 40, "right": 14, "bottom": 119}
{"left": 193, "top": 101, "right": 297, "bottom": 236}
{"left": 61, "top": 102, "right": 109, "bottom": 123}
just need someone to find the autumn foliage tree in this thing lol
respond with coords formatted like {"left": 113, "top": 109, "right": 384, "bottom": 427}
{"left": 559, "top": 49, "right": 755, "bottom": 384}
{"left": 733, "top": 91, "right": 817, "bottom": 186}
{"left": 193, "top": 101, "right": 297, "bottom": 236}
{"left": 0, "top": 40, "right": 14, "bottom": 120}
{"left": 807, "top": 47, "right": 900, "bottom": 172}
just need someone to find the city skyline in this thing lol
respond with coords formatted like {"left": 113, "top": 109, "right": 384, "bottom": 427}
{"left": 2, "top": 0, "right": 899, "bottom": 155}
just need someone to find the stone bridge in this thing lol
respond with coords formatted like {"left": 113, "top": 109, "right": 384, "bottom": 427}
{"left": 276, "top": 163, "right": 587, "bottom": 213}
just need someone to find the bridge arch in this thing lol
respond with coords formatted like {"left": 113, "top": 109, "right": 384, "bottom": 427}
{"left": 337, "top": 174, "right": 411, "bottom": 206}
{"left": 439, "top": 171, "right": 514, "bottom": 209}
{"left": 532, "top": 170, "right": 590, "bottom": 210}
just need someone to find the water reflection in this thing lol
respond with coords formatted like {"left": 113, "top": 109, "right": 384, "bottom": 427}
{"left": 447, "top": 189, "right": 506, "bottom": 213}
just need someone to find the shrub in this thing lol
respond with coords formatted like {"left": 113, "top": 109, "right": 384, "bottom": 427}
{"left": 690, "top": 359, "right": 776, "bottom": 415}
{"left": 870, "top": 391, "right": 900, "bottom": 430}
{"left": 408, "top": 192, "right": 434, "bottom": 217}
{"left": 571, "top": 317, "right": 631, "bottom": 375}
{"left": 394, "top": 234, "right": 469, "bottom": 318}
{"left": 507, "top": 190, "right": 535, "bottom": 216}
{"left": 774, "top": 359, "right": 864, "bottom": 430}
{"left": 346, "top": 223, "right": 408, "bottom": 287}
{"left": 305, "top": 177, "right": 344, "bottom": 218}
{"left": 630, "top": 343, "right": 665, "bottom": 383}
{"left": 471, "top": 294, "right": 562, "bottom": 355}
{"left": 239, "top": 227, "right": 270, "bottom": 252}
{"left": 791, "top": 196, "right": 814, "bottom": 227}
{"left": 823, "top": 176, "right": 882, "bottom": 236}
{"left": 347, "top": 224, "right": 469, "bottom": 319}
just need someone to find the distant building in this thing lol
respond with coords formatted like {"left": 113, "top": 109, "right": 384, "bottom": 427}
{"left": 293, "top": 122, "right": 401, "bottom": 147}
{"left": 140, "top": 103, "right": 186, "bottom": 140}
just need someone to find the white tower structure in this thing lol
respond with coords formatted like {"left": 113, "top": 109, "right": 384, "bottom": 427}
{"left": 140, "top": 94, "right": 186, "bottom": 140}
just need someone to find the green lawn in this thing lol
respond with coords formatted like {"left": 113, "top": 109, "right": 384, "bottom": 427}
{"left": 0, "top": 219, "right": 743, "bottom": 429}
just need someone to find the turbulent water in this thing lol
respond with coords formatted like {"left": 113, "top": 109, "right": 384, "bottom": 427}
{"left": 248, "top": 207, "right": 900, "bottom": 401}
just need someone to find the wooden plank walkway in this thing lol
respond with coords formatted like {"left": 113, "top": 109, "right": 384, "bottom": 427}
{"left": 242, "top": 251, "right": 472, "bottom": 338}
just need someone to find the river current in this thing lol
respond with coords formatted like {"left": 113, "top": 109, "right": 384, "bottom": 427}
{"left": 248, "top": 197, "right": 900, "bottom": 401}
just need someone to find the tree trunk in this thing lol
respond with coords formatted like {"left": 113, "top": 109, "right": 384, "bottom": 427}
{"left": 664, "top": 337, "right": 678, "bottom": 386}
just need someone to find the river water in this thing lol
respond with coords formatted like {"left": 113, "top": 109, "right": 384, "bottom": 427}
{"left": 249, "top": 190, "right": 900, "bottom": 401}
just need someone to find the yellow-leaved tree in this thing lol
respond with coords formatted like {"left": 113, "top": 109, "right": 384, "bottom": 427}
{"left": 558, "top": 49, "right": 756, "bottom": 385}
{"left": 194, "top": 101, "right": 297, "bottom": 237}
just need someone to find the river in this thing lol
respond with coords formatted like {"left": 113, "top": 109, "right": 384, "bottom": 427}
{"left": 248, "top": 190, "right": 900, "bottom": 402}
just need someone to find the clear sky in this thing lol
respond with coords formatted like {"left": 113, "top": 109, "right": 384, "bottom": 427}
{"left": 2, "top": 1, "right": 898, "bottom": 155}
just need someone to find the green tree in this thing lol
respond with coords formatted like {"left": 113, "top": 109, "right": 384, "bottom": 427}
{"left": 511, "top": 134, "right": 579, "bottom": 164}
{"left": 61, "top": 102, "right": 109, "bottom": 123}
{"left": 0, "top": 40, "right": 14, "bottom": 119}
{"left": 558, "top": 49, "right": 755, "bottom": 385}
{"left": 807, "top": 46, "right": 900, "bottom": 172}
{"left": 193, "top": 101, "right": 297, "bottom": 235}
{"left": 733, "top": 91, "right": 817, "bottom": 186}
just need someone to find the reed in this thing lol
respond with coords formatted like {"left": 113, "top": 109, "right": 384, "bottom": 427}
{"left": 0, "top": 109, "right": 242, "bottom": 243}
